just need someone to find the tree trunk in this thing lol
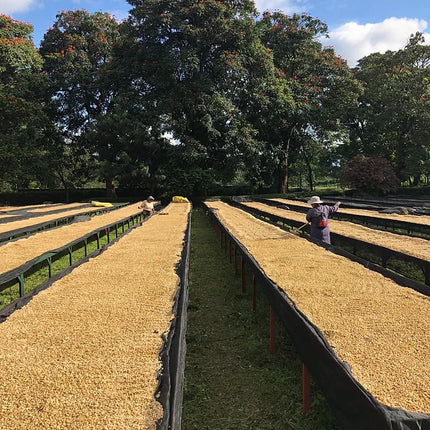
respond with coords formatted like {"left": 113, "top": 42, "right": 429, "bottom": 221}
{"left": 412, "top": 175, "right": 420, "bottom": 186}
{"left": 105, "top": 178, "right": 117, "bottom": 200}
{"left": 55, "top": 169, "right": 71, "bottom": 203}
{"left": 302, "top": 149, "right": 314, "bottom": 191}
{"left": 278, "top": 153, "right": 289, "bottom": 193}
{"left": 307, "top": 165, "right": 314, "bottom": 191}
{"left": 299, "top": 166, "right": 302, "bottom": 191}
{"left": 277, "top": 131, "right": 293, "bottom": 194}
{"left": 394, "top": 133, "right": 408, "bottom": 182}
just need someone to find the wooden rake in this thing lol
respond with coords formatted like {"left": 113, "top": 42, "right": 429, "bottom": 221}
{"left": 290, "top": 221, "right": 309, "bottom": 236}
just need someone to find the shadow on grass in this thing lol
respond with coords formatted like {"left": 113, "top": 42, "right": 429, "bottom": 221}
{"left": 182, "top": 208, "right": 340, "bottom": 430}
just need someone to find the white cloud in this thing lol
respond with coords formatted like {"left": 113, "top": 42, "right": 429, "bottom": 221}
{"left": 0, "top": 0, "right": 38, "bottom": 14}
{"left": 324, "top": 17, "right": 430, "bottom": 67}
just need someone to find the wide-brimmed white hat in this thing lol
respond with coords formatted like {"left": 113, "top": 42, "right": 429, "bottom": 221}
{"left": 147, "top": 196, "right": 155, "bottom": 201}
{"left": 307, "top": 196, "right": 323, "bottom": 205}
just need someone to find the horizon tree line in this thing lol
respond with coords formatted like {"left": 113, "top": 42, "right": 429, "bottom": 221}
{"left": 0, "top": 5, "right": 429, "bottom": 198}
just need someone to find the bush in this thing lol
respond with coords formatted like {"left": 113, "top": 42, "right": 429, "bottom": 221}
{"left": 341, "top": 155, "right": 400, "bottom": 195}
{"left": 0, "top": 189, "right": 107, "bottom": 205}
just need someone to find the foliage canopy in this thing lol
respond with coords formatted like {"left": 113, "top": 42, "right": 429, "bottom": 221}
{"left": 0, "top": 9, "right": 429, "bottom": 197}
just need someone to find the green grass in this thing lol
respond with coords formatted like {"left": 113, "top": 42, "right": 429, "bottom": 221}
{"left": 182, "top": 208, "right": 339, "bottom": 430}
{"left": 0, "top": 284, "right": 20, "bottom": 308}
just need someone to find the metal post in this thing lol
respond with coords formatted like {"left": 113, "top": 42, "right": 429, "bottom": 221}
{"left": 302, "top": 363, "right": 311, "bottom": 415}
{"left": 270, "top": 306, "right": 276, "bottom": 354}
{"left": 18, "top": 274, "right": 25, "bottom": 297}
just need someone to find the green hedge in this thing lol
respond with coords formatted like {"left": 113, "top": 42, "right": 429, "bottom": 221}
{"left": 0, "top": 188, "right": 152, "bottom": 206}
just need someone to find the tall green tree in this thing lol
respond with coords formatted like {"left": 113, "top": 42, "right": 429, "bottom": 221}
{"left": 0, "top": 15, "right": 55, "bottom": 190}
{"left": 124, "top": 0, "right": 272, "bottom": 192}
{"left": 348, "top": 33, "right": 430, "bottom": 184}
{"left": 257, "top": 12, "right": 362, "bottom": 192}
{"left": 39, "top": 10, "right": 122, "bottom": 195}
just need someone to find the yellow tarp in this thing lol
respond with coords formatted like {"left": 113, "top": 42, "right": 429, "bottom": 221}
{"left": 91, "top": 201, "right": 113, "bottom": 208}
{"left": 172, "top": 196, "right": 189, "bottom": 203}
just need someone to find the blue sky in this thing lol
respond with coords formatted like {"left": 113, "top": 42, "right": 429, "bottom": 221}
{"left": 2, "top": 0, "right": 430, "bottom": 66}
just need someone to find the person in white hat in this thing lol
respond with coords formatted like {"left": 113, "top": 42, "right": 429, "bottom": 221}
{"left": 305, "top": 196, "right": 341, "bottom": 244}
{"left": 138, "top": 195, "right": 158, "bottom": 217}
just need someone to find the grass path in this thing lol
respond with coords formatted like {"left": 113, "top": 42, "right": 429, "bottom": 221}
{"left": 182, "top": 208, "right": 339, "bottom": 430}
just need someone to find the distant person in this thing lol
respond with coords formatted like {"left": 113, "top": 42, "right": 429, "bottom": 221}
{"left": 139, "top": 196, "right": 158, "bottom": 217}
{"left": 305, "top": 196, "right": 341, "bottom": 245}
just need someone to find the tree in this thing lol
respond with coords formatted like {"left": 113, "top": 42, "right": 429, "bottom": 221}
{"left": 348, "top": 33, "right": 430, "bottom": 184}
{"left": 124, "top": 0, "right": 272, "bottom": 193}
{"left": 0, "top": 15, "right": 55, "bottom": 191}
{"left": 341, "top": 154, "right": 399, "bottom": 195}
{"left": 39, "top": 10, "right": 122, "bottom": 196}
{"left": 257, "top": 12, "right": 362, "bottom": 193}
{"left": 0, "top": 15, "right": 42, "bottom": 80}
{"left": 85, "top": 105, "right": 172, "bottom": 194}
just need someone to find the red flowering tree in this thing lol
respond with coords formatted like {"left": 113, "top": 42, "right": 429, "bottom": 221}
{"left": 39, "top": 10, "right": 122, "bottom": 195}
{"left": 0, "top": 15, "right": 55, "bottom": 190}
{"left": 0, "top": 15, "right": 42, "bottom": 79}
